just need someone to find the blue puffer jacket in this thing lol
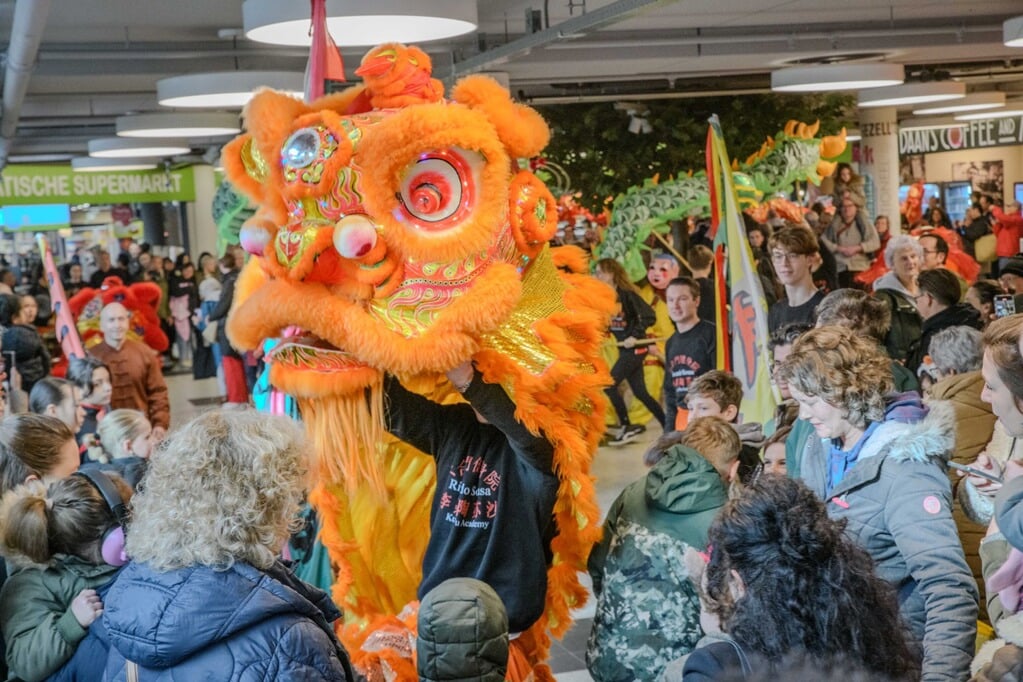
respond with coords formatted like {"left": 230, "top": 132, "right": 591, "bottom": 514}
{"left": 100, "top": 560, "right": 355, "bottom": 681}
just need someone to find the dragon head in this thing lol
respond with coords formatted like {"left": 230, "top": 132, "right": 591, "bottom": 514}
{"left": 223, "top": 45, "right": 558, "bottom": 400}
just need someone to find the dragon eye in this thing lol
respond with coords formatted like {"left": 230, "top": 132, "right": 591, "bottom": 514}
{"left": 397, "top": 148, "right": 480, "bottom": 229}
{"left": 283, "top": 128, "right": 320, "bottom": 169}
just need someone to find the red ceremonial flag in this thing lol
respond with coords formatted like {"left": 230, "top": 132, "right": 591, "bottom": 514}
{"left": 306, "top": 0, "right": 346, "bottom": 102}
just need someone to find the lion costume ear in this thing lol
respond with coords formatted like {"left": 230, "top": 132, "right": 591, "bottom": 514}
{"left": 450, "top": 75, "right": 549, "bottom": 159}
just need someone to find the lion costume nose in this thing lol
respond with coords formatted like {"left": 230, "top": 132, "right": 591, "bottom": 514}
{"left": 334, "top": 215, "right": 378, "bottom": 259}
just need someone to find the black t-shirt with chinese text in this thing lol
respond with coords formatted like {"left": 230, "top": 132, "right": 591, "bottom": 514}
{"left": 382, "top": 374, "right": 559, "bottom": 633}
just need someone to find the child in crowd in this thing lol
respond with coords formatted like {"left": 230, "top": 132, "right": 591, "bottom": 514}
{"left": 28, "top": 378, "right": 85, "bottom": 438}
{"left": 594, "top": 258, "right": 665, "bottom": 444}
{"left": 66, "top": 356, "right": 112, "bottom": 449}
{"left": 768, "top": 323, "right": 811, "bottom": 477}
{"left": 682, "top": 370, "right": 763, "bottom": 483}
{"left": 0, "top": 415, "right": 80, "bottom": 495}
{"left": 758, "top": 426, "right": 790, "bottom": 478}
{"left": 0, "top": 471, "right": 132, "bottom": 682}
{"left": 0, "top": 415, "right": 82, "bottom": 681}
{"left": 587, "top": 417, "right": 742, "bottom": 682}
{"left": 80, "top": 409, "right": 153, "bottom": 489}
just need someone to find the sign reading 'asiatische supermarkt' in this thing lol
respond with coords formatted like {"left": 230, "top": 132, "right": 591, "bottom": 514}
{"left": 0, "top": 165, "right": 195, "bottom": 205}
{"left": 899, "top": 116, "right": 1023, "bottom": 155}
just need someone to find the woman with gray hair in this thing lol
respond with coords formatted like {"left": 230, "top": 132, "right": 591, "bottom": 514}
{"left": 778, "top": 325, "right": 977, "bottom": 681}
{"left": 100, "top": 410, "right": 355, "bottom": 681}
{"left": 873, "top": 234, "right": 924, "bottom": 363}
{"left": 926, "top": 325, "right": 996, "bottom": 620}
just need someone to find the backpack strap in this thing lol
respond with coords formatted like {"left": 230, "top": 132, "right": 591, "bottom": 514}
{"left": 125, "top": 660, "right": 139, "bottom": 682}
{"left": 724, "top": 639, "right": 753, "bottom": 675}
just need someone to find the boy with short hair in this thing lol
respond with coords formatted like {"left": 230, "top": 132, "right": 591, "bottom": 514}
{"left": 662, "top": 277, "right": 716, "bottom": 432}
{"left": 586, "top": 417, "right": 741, "bottom": 682}
{"left": 684, "top": 370, "right": 763, "bottom": 483}
{"left": 767, "top": 226, "right": 825, "bottom": 333}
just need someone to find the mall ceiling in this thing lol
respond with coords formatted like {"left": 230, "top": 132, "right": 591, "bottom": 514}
{"left": 2, "top": 0, "right": 1023, "bottom": 165}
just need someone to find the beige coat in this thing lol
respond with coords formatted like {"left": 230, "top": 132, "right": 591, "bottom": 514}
{"left": 930, "top": 371, "right": 997, "bottom": 622}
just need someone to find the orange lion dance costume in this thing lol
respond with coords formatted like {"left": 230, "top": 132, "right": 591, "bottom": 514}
{"left": 222, "top": 43, "right": 612, "bottom": 680}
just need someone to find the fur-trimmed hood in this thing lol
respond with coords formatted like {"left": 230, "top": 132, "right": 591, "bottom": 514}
{"left": 972, "top": 611, "right": 1023, "bottom": 676}
{"left": 857, "top": 397, "right": 955, "bottom": 465}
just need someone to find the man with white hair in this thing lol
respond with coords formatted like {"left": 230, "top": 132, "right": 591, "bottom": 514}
{"left": 89, "top": 302, "right": 169, "bottom": 440}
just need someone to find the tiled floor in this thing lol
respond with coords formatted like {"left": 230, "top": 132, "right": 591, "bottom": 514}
{"left": 165, "top": 373, "right": 656, "bottom": 680}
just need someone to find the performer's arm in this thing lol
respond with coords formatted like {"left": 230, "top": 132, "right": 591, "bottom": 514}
{"left": 450, "top": 362, "right": 554, "bottom": 472}
{"left": 382, "top": 374, "right": 470, "bottom": 458}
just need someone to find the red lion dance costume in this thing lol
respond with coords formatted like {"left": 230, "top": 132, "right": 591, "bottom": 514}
{"left": 222, "top": 44, "right": 612, "bottom": 680}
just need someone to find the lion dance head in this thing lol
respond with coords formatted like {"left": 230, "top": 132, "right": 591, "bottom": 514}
{"left": 222, "top": 44, "right": 612, "bottom": 679}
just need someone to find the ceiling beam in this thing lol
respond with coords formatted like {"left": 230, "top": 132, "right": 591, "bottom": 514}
{"left": 446, "top": 0, "right": 674, "bottom": 80}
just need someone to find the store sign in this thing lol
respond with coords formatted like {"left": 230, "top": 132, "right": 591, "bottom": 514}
{"left": 0, "top": 165, "right": 195, "bottom": 205}
{"left": 899, "top": 116, "right": 1023, "bottom": 154}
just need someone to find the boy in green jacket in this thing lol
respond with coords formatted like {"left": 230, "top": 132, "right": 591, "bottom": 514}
{"left": 585, "top": 417, "right": 741, "bottom": 682}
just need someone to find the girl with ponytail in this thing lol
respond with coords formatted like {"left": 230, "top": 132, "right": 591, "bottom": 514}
{"left": 0, "top": 471, "right": 131, "bottom": 682}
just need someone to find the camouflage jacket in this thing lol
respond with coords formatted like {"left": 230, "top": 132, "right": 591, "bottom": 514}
{"left": 586, "top": 446, "right": 726, "bottom": 682}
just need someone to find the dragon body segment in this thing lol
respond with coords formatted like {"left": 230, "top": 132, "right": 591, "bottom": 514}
{"left": 597, "top": 120, "right": 846, "bottom": 281}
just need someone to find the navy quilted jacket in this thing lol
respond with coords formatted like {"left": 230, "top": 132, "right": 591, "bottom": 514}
{"left": 100, "top": 560, "right": 354, "bottom": 681}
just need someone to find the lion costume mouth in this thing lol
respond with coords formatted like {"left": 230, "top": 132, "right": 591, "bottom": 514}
{"left": 267, "top": 327, "right": 369, "bottom": 373}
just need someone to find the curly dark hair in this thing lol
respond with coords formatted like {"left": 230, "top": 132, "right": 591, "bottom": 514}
{"left": 704, "top": 476, "right": 920, "bottom": 679}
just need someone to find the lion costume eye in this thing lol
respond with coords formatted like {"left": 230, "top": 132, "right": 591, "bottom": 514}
{"left": 397, "top": 148, "right": 480, "bottom": 229}
{"left": 283, "top": 128, "right": 321, "bottom": 169}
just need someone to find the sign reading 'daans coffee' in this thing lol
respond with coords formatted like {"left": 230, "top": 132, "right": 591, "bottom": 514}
{"left": 899, "top": 116, "right": 1023, "bottom": 155}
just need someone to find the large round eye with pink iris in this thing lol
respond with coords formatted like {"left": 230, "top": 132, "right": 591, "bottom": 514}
{"left": 397, "top": 148, "right": 480, "bottom": 230}
{"left": 333, "top": 214, "right": 378, "bottom": 259}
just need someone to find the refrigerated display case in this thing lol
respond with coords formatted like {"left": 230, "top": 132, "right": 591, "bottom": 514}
{"left": 898, "top": 182, "right": 973, "bottom": 225}
{"left": 943, "top": 182, "right": 972, "bottom": 224}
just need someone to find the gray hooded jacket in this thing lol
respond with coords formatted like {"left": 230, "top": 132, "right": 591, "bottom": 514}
{"left": 800, "top": 400, "right": 977, "bottom": 682}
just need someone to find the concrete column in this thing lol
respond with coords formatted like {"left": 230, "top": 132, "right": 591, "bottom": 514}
{"left": 186, "top": 164, "right": 220, "bottom": 257}
{"left": 857, "top": 106, "right": 901, "bottom": 233}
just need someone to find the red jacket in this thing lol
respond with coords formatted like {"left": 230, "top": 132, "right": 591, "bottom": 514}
{"left": 992, "top": 207, "right": 1023, "bottom": 258}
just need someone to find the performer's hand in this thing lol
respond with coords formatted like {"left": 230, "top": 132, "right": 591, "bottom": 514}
{"left": 152, "top": 426, "right": 167, "bottom": 443}
{"left": 622, "top": 336, "right": 638, "bottom": 349}
{"left": 446, "top": 361, "right": 474, "bottom": 392}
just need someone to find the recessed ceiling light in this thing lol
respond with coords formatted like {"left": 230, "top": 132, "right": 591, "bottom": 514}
{"left": 858, "top": 81, "right": 965, "bottom": 108}
{"left": 771, "top": 64, "right": 904, "bottom": 92}
{"left": 1005, "top": 15, "right": 1023, "bottom": 47}
{"left": 71, "top": 157, "right": 160, "bottom": 172}
{"left": 242, "top": 0, "right": 478, "bottom": 47}
{"left": 913, "top": 92, "right": 1006, "bottom": 115}
{"left": 955, "top": 103, "right": 1023, "bottom": 121}
{"left": 157, "top": 71, "right": 304, "bottom": 108}
{"left": 116, "top": 112, "right": 241, "bottom": 138}
{"left": 899, "top": 117, "right": 966, "bottom": 132}
{"left": 88, "top": 138, "right": 191, "bottom": 159}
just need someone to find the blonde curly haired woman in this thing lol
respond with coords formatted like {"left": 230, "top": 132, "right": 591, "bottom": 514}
{"left": 778, "top": 325, "right": 977, "bottom": 682}
{"left": 99, "top": 410, "right": 355, "bottom": 681}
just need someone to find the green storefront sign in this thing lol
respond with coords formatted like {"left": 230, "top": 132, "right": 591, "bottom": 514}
{"left": 0, "top": 165, "right": 196, "bottom": 205}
